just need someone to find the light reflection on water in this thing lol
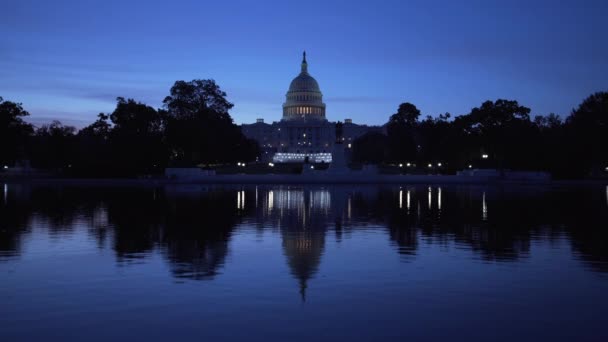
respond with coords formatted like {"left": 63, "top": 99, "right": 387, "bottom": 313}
{"left": 1, "top": 184, "right": 608, "bottom": 341}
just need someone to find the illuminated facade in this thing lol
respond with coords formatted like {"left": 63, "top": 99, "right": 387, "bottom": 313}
{"left": 282, "top": 51, "right": 326, "bottom": 121}
{"left": 241, "top": 52, "right": 383, "bottom": 163}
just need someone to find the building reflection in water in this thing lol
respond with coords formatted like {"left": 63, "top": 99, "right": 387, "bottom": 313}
{"left": 2, "top": 184, "right": 608, "bottom": 294}
{"left": 255, "top": 187, "right": 333, "bottom": 301}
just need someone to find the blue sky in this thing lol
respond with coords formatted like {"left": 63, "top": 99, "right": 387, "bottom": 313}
{"left": 1, "top": 0, "right": 606, "bottom": 128}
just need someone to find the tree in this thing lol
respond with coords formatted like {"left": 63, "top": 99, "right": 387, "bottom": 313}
{"left": 108, "top": 97, "right": 168, "bottom": 175}
{"left": 534, "top": 113, "right": 562, "bottom": 130}
{"left": 0, "top": 97, "right": 34, "bottom": 165}
{"left": 29, "top": 121, "right": 77, "bottom": 169}
{"left": 352, "top": 132, "right": 389, "bottom": 164}
{"left": 75, "top": 113, "right": 114, "bottom": 176}
{"left": 530, "top": 113, "right": 565, "bottom": 175}
{"left": 386, "top": 102, "right": 421, "bottom": 163}
{"left": 455, "top": 99, "right": 533, "bottom": 169}
{"left": 566, "top": 92, "right": 608, "bottom": 128}
{"left": 79, "top": 113, "right": 112, "bottom": 140}
{"left": 389, "top": 102, "right": 421, "bottom": 127}
{"left": 417, "top": 113, "right": 464, "bottom": 170}
{"left": 163, "top": 79, "right": 234, "bottom": 121}
{"left": 564, "top": 92, "right": 608, "bottom": 176}
{"left": 163, "top": 79, "right": 258, "bottom": 165}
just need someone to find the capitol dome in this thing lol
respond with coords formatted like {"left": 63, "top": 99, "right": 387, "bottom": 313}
{"left": 282, "top": 52, "right": 326, "bottom": 121}
{"left": 288, "top": 71, "right": 321, "bottom": 93}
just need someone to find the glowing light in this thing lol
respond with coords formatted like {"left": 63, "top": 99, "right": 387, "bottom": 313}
{"left": 437, "top": 163, "right": 442, "bottom": 167}
{"left": 272, "top": 152, "right": 332, "bottom": 163}
{"left": 268, "top": 191, "right": 274, "bottom": 211}
{"left": 428, "top": 186, "right": 432, "bottom": 208}
{"left": 348, "top": 143, "right": 352, "bottom": 148}
{"left": 399, "top": 189, "right": 403, "bottom": 209}
{"left": 399, "top": 163, "right": 403, "bottom": 168}
{"left": 3, "top": 165, "right": 8, "bottom": 169}
{"left": 268, "top": 162, "right": 274, "bottom": 167}
{"left": 237, "top": 162, "right": 241, "bottom": 166}
{"left": 406, "top": 190, "right": 411, "bottom": 210}
{"left": 468, "top": 164, "right": 473, "bottom": 169}
{"left": 348, "top": 196, "right": 352, "bottom": 219}
{"left": 236, "top": 190, "right": 245, "bottom": 209}
{"left": 438, "top": 187, "right": 442, "bottom": 210}
{"left": 406, "top": 162, "right": 411, "bottom": 167}
{"left": 310, "top": 165, "right": 315, "bottom": 169}
{"left": 482, "top": 192, "right": 488, "bottom": 220}
{"left": 482, "top": 154, "right": 489, "bottom": 159}
{"left": 428, "top": 163, "right": 432, "bottom": 168}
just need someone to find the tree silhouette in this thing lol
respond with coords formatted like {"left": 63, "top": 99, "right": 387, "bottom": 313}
{"left": 564, "top": 92, "right": 608, "bottom": 176}
{"left": 29, "top": 121, "right": 76, "bottom": 169}
{"left": 0, "top": 97, "right": 33, "bottom": 166}
{"left": 389, "top": 102, "right": 421, "bottom": 127}
{"left": 352, "top": 132, "right": 389, "bottom": 164}
{"left": 387, "top": 102, "right": 420, "bottom": 163}
{"left": 108, "top": 97, "right": 168, "bottom": 175}
{"left": 455, "top": 99, "right": 533, "bottom": 169}
{"left": 163, "top": 79, "right": 258, "bottom": 165}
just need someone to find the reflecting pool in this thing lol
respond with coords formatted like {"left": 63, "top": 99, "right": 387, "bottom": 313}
{"left": 1, "top": 184, "right": 607, "bottom": 341}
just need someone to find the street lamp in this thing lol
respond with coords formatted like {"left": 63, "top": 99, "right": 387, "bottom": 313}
{"left": 406, "top": 162, "right": 411, "bottom": 167}
{"left": 427, "top": 163, "right": 432, "bottom": 168}
{"left": 482, "top": 154, "right": 489, "bottom": 159}
{"left": 468, "top": 164, "right": 473, "bottom": 169}
{"left": 399, "top": 163, "right": 403, "bottom": 168}
{"left": 437, "top": 162, "right": 442, "bottom": 167}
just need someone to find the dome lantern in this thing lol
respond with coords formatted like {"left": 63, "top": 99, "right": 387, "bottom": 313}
{"left": 301, "top": 51, "right": 308, "bottom": 73}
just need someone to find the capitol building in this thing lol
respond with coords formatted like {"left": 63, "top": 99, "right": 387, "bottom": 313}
{"left": 241, "top": 52, "right": 382, "bottom": 163}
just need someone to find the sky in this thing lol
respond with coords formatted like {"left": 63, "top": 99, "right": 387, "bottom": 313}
{"left": 1, "top": 0, "right": 607, "bottom": 128}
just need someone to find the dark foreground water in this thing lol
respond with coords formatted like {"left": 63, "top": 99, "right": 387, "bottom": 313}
{"left": 1, "top": 183, "right": 607, "bottom": 341}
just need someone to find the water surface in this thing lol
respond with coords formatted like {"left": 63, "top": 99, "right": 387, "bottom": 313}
{"left": 1, "top": 184, "right": 607, "bottom": 341}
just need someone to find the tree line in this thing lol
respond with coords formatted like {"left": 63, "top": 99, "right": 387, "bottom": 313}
{"left": 0, "top": 79, "right": 259, "bottom": 177}
{"left": 352, "top": 92, "right": 608, "bottom": 178}
{"left": 1, "top": 82, "right": 606, "bottom": 178}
